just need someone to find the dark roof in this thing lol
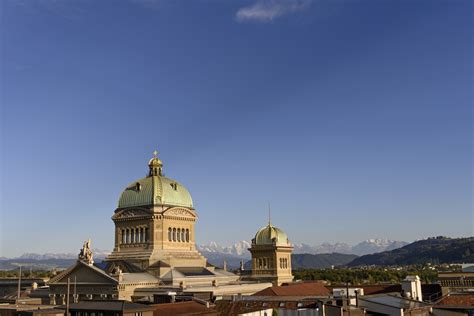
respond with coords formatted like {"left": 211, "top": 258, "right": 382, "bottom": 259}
{"left": 104, "top": 260, "right": 144, "bottom": 273}
{"left": 152, "top": 301, "right": 217, "bottom": 315}
{"left": 175, "top": 267, "right": 214, "bottom": 277}
{"left": 253, "top": 281, "right": 330, "bottom": 297}
{"left": 359, "top": 295, "right": 429, "bottom": 310}
{"left": 69, "top": 300, "right": 154, "bottom": 312}
{"left": 214, "top": 301, "right": 272, "bottom": 315}
{"left": 0, "top": 279, "right": 46, "bottom": 286}
{"left": 215, "top": 300, "right": 320, "bottom": 315}
{"left": 29, "top": 308, "right": 65, "bottom": 315}
{"left": 149, "top": 260, "right": 171, "bottom": 268}
{"left": 436, "top": 294, "right": 474, "bottom": 307}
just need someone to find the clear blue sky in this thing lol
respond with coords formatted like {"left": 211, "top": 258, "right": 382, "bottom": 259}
{"left": 1, "top": 0, "right": 472, "bottom": 257}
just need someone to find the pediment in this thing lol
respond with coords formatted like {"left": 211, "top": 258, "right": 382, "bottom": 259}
{"left": 49, "top": 261, "right": 118, "bottom": 285}
{"left": 113, "top": 208, "right": 151, "bottom": 220}
{"left": 163, "top": 207, "right": 196, "bottom": 218}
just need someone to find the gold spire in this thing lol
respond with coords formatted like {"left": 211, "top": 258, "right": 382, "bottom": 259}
{"left": 148, "top": 149, "right": 163, "bottom": 176}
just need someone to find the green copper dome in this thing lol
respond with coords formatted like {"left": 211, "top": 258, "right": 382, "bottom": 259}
{"left": 253, "top": 223, "right": 290, "bottom": 246}
{"left": 117, "top": 152, "right": 193, "bottom": 209}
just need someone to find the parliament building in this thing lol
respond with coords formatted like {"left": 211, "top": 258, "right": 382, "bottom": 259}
{"left": 48, "top": 152, "right": 293, "bottom": 302}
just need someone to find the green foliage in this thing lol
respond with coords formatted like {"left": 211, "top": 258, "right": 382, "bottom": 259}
{"left": 0, "top": 269, "right": 53, "bottom": 278}
{"left": 293, "top": 267, "right": 438, "bottom": 285}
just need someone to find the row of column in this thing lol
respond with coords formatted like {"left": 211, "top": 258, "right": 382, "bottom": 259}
{"left": 121, "top": 227, "right": 149, "bottom": 244}
{"left": 49, "top": 293, "right": 116, "bottom": 305}
{"left": 168, "top": 227, "right": 190, "bottom": 242}
{"left": 279, "top": 257, "right": 289, "bottom": 269}
{"left": 256, "top": 257, "right": 272, "bottom": 269}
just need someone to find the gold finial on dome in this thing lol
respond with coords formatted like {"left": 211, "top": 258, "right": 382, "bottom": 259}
{"left": 268, "top": 201, "right": 272, "bottom": 226}
{"left": 148, "top": 149, "right": 163, "bottom": 176}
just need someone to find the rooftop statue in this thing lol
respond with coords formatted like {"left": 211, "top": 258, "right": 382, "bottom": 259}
{"left": 78, "top": 239, "right": 94, "bottom": 265}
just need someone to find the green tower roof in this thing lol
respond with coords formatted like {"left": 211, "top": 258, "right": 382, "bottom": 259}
{"left": 253, "top": 223, "right": 290, "bottom": 246}
{"left": 117, "top": 151, "right": 193, "bottom": 209}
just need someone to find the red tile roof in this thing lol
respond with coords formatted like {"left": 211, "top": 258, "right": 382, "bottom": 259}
{"left": 437, "top": 294, "right": 474, "bottom": 307}
{"left": 252, "top": 281, "right": 330, "bottom": 297}
{"left": 152, "top": 301, "right": 217, "bottom": 315}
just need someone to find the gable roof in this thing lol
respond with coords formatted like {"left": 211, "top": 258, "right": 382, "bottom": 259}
{"left": 252, "top": 281, "right": 330, "bottom": 297}
{"left": 48, "top": 260, "right": 118, "bottom": 285}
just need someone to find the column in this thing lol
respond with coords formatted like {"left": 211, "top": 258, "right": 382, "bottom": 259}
{"left": 49, "top": 294, "right": 56, "bottom": 305}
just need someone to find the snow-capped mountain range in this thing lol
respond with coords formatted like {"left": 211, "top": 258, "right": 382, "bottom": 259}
{"left": 3, "top": 240, "right": 407, "bottom": 260}
{"left": 196, "top": 239, "right": 408, "bottom": 258}
{"left": 197, "top": 240, "right": 251, "bottom": 257}
{"left": 7, "top": 249, "right": 110, "bottom": 260}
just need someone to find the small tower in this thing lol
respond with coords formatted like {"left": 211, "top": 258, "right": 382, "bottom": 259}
{"left": 249, "top": 220, "right": 294, "bottom": 285}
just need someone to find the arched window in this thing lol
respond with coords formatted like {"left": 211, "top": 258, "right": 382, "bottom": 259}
{"left": 186, "top": 229, "right": 189, "bottom": 242}
{"left": 173, "top": 228, "right": 176, "bottom": 242}
{"left": 181, "top": 229, "right": 185, "bottom": 242}
{"left": 131, "top": 229, "right": 135, "bottom": 243}
{"left": 168, "top": 228, "right": 172, "bottom": 242}
{"left": 121, "top": 230, "right": 125, "bottom": 244}
{"left": 136, "top": 228, "right": 140, "bottom": 243}
{"left": 177, "top": 228, "right": 181, "bottom": 242}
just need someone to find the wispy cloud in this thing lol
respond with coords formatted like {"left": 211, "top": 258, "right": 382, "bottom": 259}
{"left": 236, "top": 0, "right": 312, "bottom": 23}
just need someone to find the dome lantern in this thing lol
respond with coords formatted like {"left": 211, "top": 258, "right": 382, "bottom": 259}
{"left": 148, "top": 150, "right": 163, "bottom": 176}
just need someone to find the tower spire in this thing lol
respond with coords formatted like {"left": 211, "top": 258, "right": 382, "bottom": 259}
{"left": 268, "top": 201, "right": 271, "bottom": 226}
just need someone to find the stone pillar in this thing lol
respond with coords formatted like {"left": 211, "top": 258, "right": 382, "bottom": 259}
{"left": 49, "top": 294, "right": 56, "bottom": 305}
{"left": 60, "top": 294, "right": 66, "bottom": 305}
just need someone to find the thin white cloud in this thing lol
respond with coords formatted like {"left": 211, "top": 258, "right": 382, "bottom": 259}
{"left": 236, "top": 0, "right": 311, "bottom": 23}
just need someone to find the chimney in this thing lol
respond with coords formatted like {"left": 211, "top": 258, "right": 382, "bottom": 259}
{"left": 402, "top": 275, "right": 422, "bottom": 301}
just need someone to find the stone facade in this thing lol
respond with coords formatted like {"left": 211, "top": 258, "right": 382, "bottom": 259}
{"left": 249, "top": 222, "right": 294, "bottom": 285}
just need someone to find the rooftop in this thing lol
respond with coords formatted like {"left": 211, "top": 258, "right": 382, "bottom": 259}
{"left": 252, "top": 281, "right": 330, "bottom": 297}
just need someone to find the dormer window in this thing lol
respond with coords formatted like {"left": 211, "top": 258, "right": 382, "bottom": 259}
{"left": 170, "top": 182, "right": 178, "bottom": 191}
{"left": 135, "top": 182, "right": 141, "bottom": 191}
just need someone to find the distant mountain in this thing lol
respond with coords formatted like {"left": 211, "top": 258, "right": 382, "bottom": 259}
{"left": 293, "top": 242, "right": 353, "bottom": 255}
{"left": 351, "top": 239, "right": 409, "bottom": 256}
{"left": 0, "top": 258, "right": 77, "bottom": 270}
{"left": 197, "top": 241, "right": 251, "bottom": 258}
{"left": 0, "top": 249, "right": 110, "bottom": 271}
{"left": 292, "top": 253, "right": 358, "bottom": 269}
{"left": 13, "top": 249, "right": 110, "bottom": 261}
{"left": 0, "top": 238, "right": 408, "bottom": 271}
{"left": 348, "top": 236, "right": 474, "bottom": 266}
{"left": 292, "top": 239, "right": 407, "bottom": 256}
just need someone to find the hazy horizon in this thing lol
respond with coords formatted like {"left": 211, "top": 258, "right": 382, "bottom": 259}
{"left": 1, "top": 0, "right": 472, "bottom": 257}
